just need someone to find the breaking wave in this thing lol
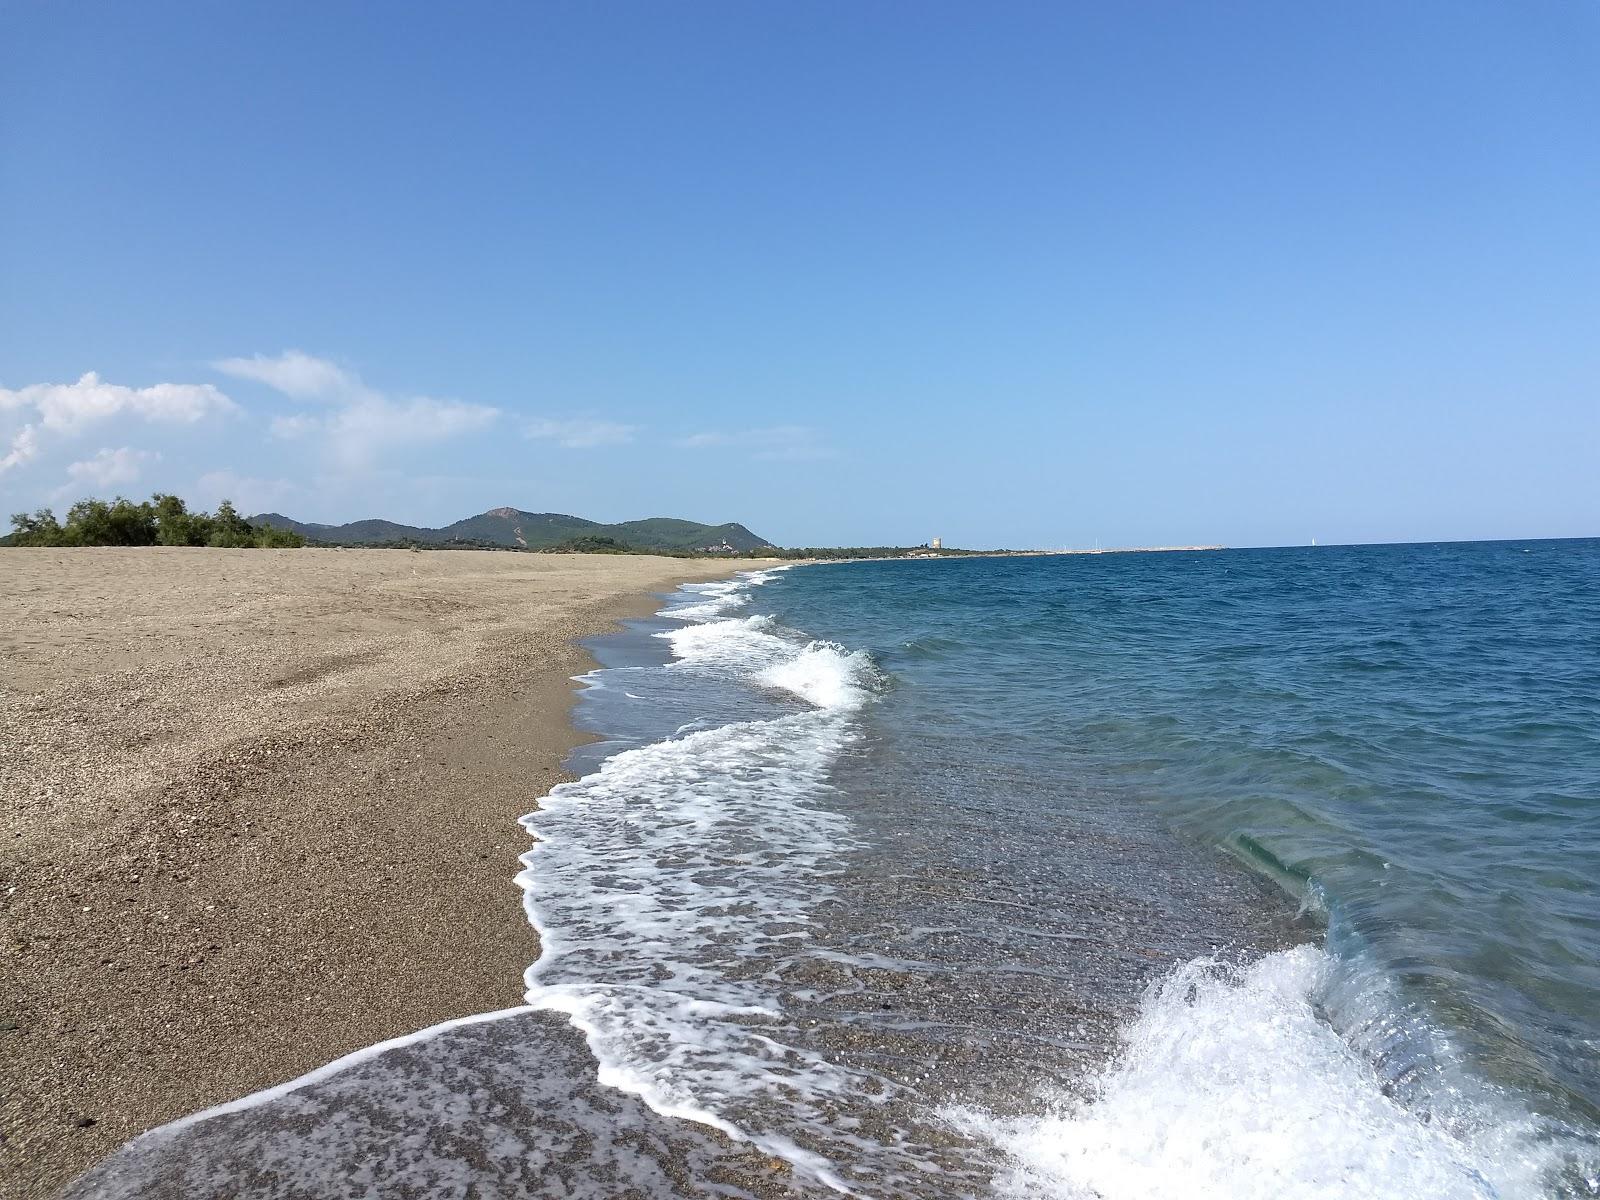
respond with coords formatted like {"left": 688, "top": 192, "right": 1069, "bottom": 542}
{"left": 952, "top": 944, "right": 1591, "bottom": 1199}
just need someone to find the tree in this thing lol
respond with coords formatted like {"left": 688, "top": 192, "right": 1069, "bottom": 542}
{"left": 206, "top": 499, "right": 254, "bottom": 548}
{"left": 7, "top": 508, "right": 64, "bottom": 546}
{"left": 63, "top": 497, "right": 157, "bottom": 546}
{"left": 153, "top": 493, "right": 206, "bottom": 546}
{"left": 252, "top": 522, "right": 304, "bottom": 548}
{"left": 5, "top": 492, "right": 304, "bottom": 549}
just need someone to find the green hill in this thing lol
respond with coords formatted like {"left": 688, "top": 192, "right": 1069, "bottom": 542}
{"left": 606, "top": 517, "right": 766, "bottom": 551}
{"left": 250, "top": 507, "right": 774, "bottom": 553}
{"left": 438, "top": 508, "right": 602, "bottom": 547}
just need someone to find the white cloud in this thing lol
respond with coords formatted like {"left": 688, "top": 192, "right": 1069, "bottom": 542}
{"left": 0, "top": 376, "right": 235, "bottom": 438}
{"left": 2, "top": 372, "right": 235, "bottom": 433}
{"left": 524, "top": 418, "right": 638, "bottom": 448}
{"left": 269, "top": 397, "right": 499, "bottom": 448}
{"left": 0, "top": 372, "right": 237, "bottom": 474}
{"left": 675, "top": 424, "right": 835, "bottom": 461}
{"left": 223, "top": 350, "right": 501, "bottom": 468}
{"left": 1, "top": 426, "right": 39, "bottom": 473}
{"left": 212, "top": 350, "right": 357, "bottom": 400}
{"left": 59, "top": 447, "right": 159, "bottom": 494}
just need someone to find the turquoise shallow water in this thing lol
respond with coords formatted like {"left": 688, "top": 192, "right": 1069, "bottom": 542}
{"left": 537, "top": 540, "right": 1600, "bottom": 1195}
{"left": 769, "top": 543, "right": 1600, "bottom": 1138}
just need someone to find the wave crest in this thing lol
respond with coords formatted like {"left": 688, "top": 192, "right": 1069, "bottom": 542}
{"left": 659, "top": 605, "right": 885, "bottom": 714}
{"left": 951, "top": 945, "right": 1575, "bottom": 1200}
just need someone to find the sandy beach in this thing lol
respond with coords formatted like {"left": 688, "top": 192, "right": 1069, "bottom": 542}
{"left": 0, "top": 547, "right": 773, "bottom": 1198}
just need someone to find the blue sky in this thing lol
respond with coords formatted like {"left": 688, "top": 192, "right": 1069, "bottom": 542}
{"left": 2, "top": 2, "right": 1596, "bottom": 549}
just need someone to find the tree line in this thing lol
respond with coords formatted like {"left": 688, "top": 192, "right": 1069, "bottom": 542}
{"left": 6, "top": 494, "right": 305, "bottom": 548}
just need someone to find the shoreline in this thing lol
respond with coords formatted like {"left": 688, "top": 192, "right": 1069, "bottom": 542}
{"left": 0, "top": 548, "right": 772, "bottom": 1198}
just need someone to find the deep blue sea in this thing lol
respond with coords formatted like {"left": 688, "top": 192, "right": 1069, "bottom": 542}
{"left": 78, "top": 540, "right": 1600, "bottom": 1200}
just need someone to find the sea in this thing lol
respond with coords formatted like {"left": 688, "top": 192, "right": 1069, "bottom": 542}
{"left": 74, "top": 540, "right": 1600, "bottom": 1199}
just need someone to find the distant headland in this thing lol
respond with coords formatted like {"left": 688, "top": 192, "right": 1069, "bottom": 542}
{"left": 5, "top": 495, "right": 1223, "bottom": 558}
{"left": 249, "top": 507, "right": 775, "bottom": 554}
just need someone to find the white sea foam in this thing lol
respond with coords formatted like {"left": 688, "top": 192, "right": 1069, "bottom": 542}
{"left": 657, "top": 614, "right": 790, "bottom": 672}
{"left": 757, "top": 641, "right": 880, "bottom": 711}
{"left": 518, "top": 568, "right": 879, "bottom": 1190}
{"left": 518, "top": 711, "right": 862, "bottom": 1189}
{"left": 667, "top": 591, "right": 751, "bottom": 622}
{"left": 662, "top": 566, "right": 790, "bottom": 622}
{"left": 657, "top": 613, "right": 881, "bottom": 713}
{"left": 952, "top": 945, "right": 1568, "bottom": 1200}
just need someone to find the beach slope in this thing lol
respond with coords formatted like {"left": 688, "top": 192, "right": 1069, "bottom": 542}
{"left": 0, "top": 547, "right": 770, "bottom": 1197}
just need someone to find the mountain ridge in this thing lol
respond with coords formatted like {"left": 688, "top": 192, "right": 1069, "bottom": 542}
{"left": 251, "top": 508, "right": 774, "bottom": 552}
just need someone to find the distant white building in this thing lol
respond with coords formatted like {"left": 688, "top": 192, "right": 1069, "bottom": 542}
{"left": 930, "top": 536, "right": 943, "bottom": 550}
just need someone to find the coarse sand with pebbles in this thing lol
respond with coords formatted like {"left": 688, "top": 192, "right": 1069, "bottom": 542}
{"left": 0, "top": 546, "right": 775, "bottom": 1198}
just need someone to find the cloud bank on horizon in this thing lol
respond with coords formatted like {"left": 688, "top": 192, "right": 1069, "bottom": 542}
{"left": 0, "top": 351, "right": 808, "bottom": 521}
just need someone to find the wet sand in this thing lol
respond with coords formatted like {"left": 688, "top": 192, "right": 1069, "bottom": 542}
{"left": 0, "top": 547, "right": 773, "bottom": 1198}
